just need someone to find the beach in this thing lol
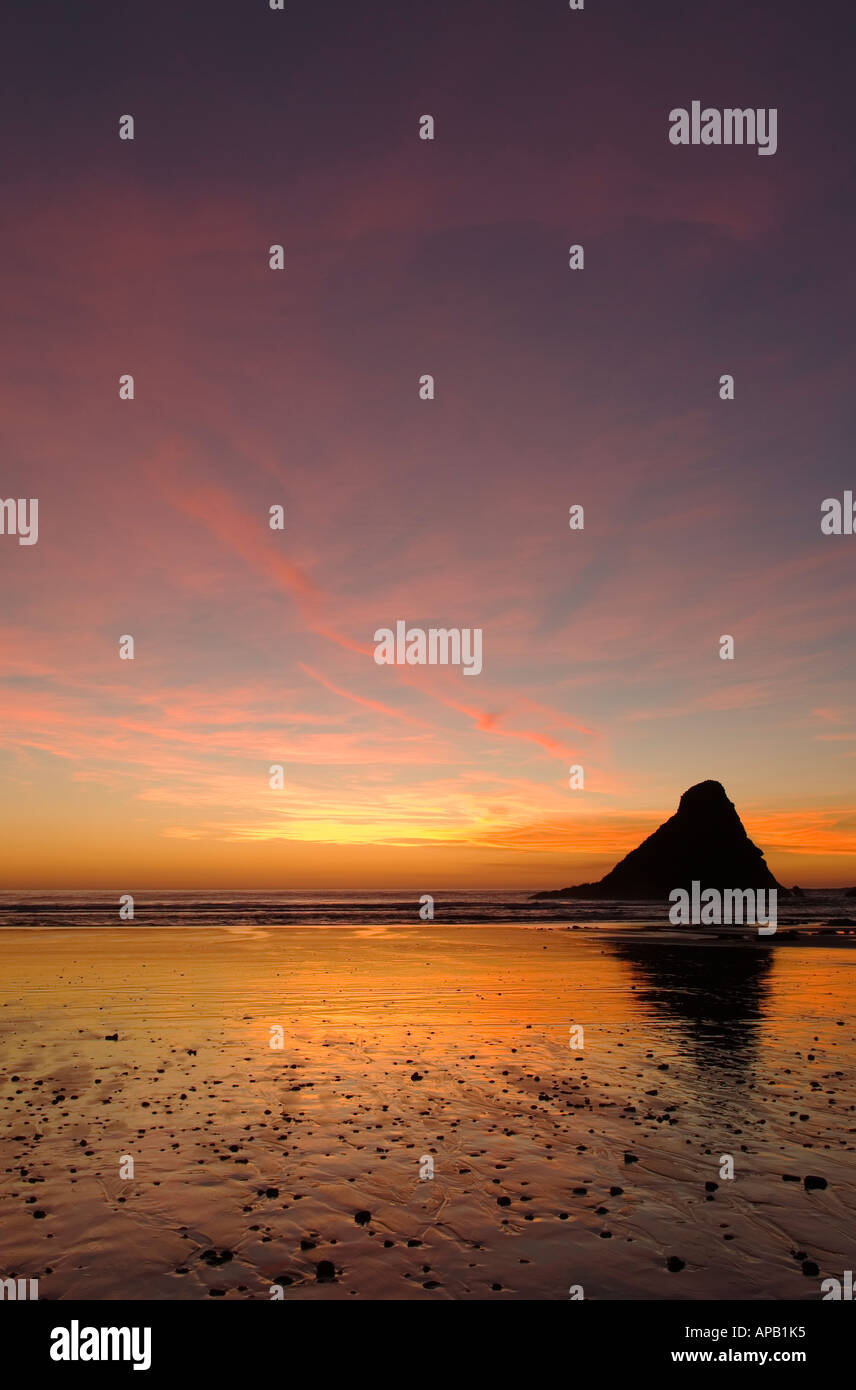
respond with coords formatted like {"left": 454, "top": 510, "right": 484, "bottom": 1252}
{"left": 2, "top": 922, "right": 855, "bottom": 1300}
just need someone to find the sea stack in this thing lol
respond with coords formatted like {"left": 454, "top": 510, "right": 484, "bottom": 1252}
{"left": 533, "top": 780, "right": 787, "bottom": 900}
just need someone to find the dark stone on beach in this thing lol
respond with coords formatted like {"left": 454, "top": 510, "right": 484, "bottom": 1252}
{"left": 610, "top": 1186, "right": 624, "bottom": 1196}
{"left": 802, "top": 1261, "right": 819, "bottom": 1277}
{"left": 410, "top": 1072, "right": 423, "bottom": 1081}
{"left": 33, "top": 1210, "right": 46, "bottom": 1219}
{"left": 300, "top": 1238, "right": 316, "bottom": 1250}
{"left": 624, "top": 1152, "right": 639, "bottom": 1165}
{"left": 273, "top": 1273, "right": 294, "bottom": 1286}
{"left": 315, "top": 1260, "right": 336, "bottom": 1282}
{"left": 354, "top": 1210, "right": 371, "bottom": 1225}
{"left": 200, "top": 1249, "right": 232, "bottom": 1266}
{"left": 497, "top": 1196, "right": 511, "bottom": 1206}
{"left": 705, "top": 1181, "right": 718, "bottom": 1192}
{"left": 666, "top": 1256, "right": 685, "bottom": 1273}
{"left": 782, "top": 1174, "right": 800, "bottom": 1182}
{"left": 803, "top": 1175, "right": 828, "bottom": 1191}
{"left": 104, "top": 1034, "right": 118, "bottom": 1041}
{"left": 532, "top": 780, "right": 786, "bottom": 901}
{"left": 265, "top": 1188, "right": 279, "bottom": 1198}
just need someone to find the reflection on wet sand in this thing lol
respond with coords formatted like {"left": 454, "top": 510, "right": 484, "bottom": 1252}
{"left": 610, "top": 940, "right": 773, "bottom": 1077}
{"left": 1, "top": 926, "right": 854, "bottom": 1300}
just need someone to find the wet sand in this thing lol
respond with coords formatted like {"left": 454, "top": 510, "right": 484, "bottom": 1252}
{"left": 1, "top": 925, "right": 855, "bottom": 1300}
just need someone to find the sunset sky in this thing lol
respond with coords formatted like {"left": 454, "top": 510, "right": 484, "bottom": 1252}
{"left": 1, "top": 0, "right": 854, "bottom": 889}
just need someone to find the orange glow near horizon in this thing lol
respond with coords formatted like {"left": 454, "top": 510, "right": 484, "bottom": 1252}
{"left": 2, "top": 112, "right": 854, "bottom": 892}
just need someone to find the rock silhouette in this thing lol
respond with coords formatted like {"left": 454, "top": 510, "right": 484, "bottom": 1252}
{"left": 533, "top": 780, "right": 786, "bottom": 900}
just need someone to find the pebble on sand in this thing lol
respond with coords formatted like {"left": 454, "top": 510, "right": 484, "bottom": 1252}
{"left": 200, "top": 1249, "right": 232, "bottom": 1267}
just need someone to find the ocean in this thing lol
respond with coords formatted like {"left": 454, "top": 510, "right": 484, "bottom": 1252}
{"left": 0, "top": 887, "right": 853, "bottom": 929}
